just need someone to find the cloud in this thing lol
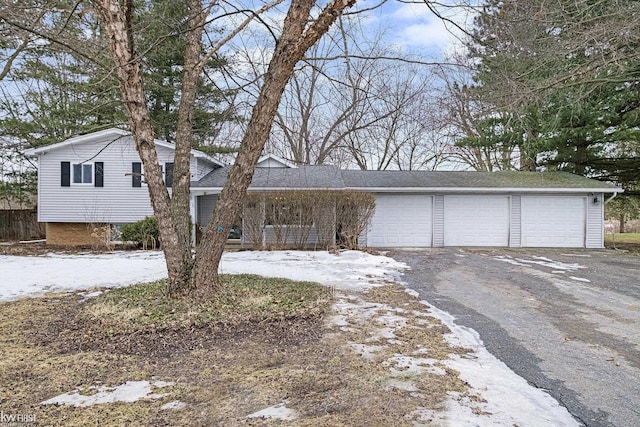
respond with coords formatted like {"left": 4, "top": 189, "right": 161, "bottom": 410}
{"left": 380, "top": 1, "right": 477, "bottom": 57}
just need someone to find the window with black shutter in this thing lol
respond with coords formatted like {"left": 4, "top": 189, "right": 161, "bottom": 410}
{"left": 95, "top": 162, "right": 104, "bottom": 187}
{"left": 165, "top": 162, "right": 174, "bottom": 188}
{"left": 132, "top": 162, "right": 142, "bottom": 187}
{"left": 61, "top": 162, "right": 71, "bottom": 187}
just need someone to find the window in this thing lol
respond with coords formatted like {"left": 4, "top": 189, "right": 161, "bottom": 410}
{"left": 61, "top": 161, "right": 103, "bottom": 187}
{"left": 73, "top": 163, "right": 93, "bottom": 184}
{"left": 132, "top": 162, "right": 172, "bottom": 187}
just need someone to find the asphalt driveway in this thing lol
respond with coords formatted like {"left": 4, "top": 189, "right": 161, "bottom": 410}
{"left": 393, "top": 248, "right": 640, "bottom": 427}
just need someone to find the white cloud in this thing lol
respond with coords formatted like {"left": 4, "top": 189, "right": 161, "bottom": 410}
{"left": 377, "top": 1, "right": 478, "bottom": 58}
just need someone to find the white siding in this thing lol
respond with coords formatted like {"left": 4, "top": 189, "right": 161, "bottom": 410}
{"left": 444, "top": 195, "right": 510, "bottom": 246}
{"left": 521, "top": 196, "right": 586, "bottom": 247}
{"left": 510, "top": 195, "right": 522, "bottom": 248}
{"left": 38, "top": 136, "right": 175, "bottom": 223}
{"left": 433, "top": 195, "right": 444, "bottom": 247}
{"left": 257, "top": 157, "right": 288, "bottom": 168}
{"left": 586, "top": 193, "right": 604, "bottom": 249}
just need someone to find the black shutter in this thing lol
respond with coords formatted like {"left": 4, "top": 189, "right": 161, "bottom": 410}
{"left": 61, "top": 162, "right": 70, "bottom": 187}
{"left": 165, "top": 162, "right": 174, "bottom": 188}
{"left": 94, "top": 162, "right": 104, "bottom": 187}
{"left": 132, "top": 162, "right": 142, "bottom": 187}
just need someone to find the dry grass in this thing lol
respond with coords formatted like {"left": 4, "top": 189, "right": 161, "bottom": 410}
{"left": 0, "top": 277, "right": 473, "bottom": 426}
{"left": 605, "top": 233, "right": 640, "bottom": 253}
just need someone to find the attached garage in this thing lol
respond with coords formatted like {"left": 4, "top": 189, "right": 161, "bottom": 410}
{"left": 192, "top": 166, "right": 620, "bottom": 249}
{"left": 443, "top": 195, "right": 510, "bottom": 246}
{"left": 521, "top": 196, "right": 586, "bottom": 247}
{"left": 368, "top": 194, "right": 433, "bottom": 247}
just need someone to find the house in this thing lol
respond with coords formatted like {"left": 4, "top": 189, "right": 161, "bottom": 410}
{"left": 25, "top": 128, "right": 223, "bottom": 245}
{"left": 27, "top": 128, "right": 622, "bottom": 248}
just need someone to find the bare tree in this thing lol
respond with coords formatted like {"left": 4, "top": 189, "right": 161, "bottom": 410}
{"left": 267, "top": 19, "right": 449, "bottom": 170}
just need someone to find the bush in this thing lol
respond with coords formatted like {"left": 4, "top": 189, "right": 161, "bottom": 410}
{"left": 242, "top": 191, "right": 375, "bottom": 250}
{"left": 335, "top": 192, "right": 376, "bottom": 250}
{"left": 121, "top": 216, "right": 159, "bottom": 249}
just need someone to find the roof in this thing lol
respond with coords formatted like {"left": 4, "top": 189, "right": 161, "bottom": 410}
{"left": 193, "top": 165, "right": 345, "bottom": 189}
{"left": 193, "top": 168, "right": 621, "bottom": 193}
{"left": 341, "top": 170, "right": 621, "bottom": 192}
{"left": 24, "top": 128, "right": 224, "bottom": 167}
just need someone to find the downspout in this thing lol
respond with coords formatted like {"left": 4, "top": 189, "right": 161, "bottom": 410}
{"left": 604, "top": 192, "right": 618, "bottom": 204}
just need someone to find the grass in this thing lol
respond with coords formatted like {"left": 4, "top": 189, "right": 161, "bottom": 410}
{"left": 0, "top": 277, "right": 471, "bottom": 426}
{"left": 605, "top": 233, "right": 640, "bottom": 244}
{"left": 87, "top": 274, "right": 331, "bottom": 333}
{"left": 605, "top": 233, "right": 640, "bottom": 253}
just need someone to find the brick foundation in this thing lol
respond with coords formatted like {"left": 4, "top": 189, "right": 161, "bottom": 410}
{"left": 46, "top": 222, "right": 109, "bottom": 247}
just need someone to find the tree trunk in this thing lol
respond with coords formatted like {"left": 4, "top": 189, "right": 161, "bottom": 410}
{"left": 193, "top": 0, "right": 357, "bottom": 289}
{"left": 93, "top": 0, "right": 188, "bottom": 291}
{"left": 619, "top": 212, "right": 626, "bottom": 233}
{"left": 165, "top": 0, "right": 207, "bottom": 294}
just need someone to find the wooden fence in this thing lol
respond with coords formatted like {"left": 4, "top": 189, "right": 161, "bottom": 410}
{"left": 0, "top": 209, "right": 45, "bottom": 240}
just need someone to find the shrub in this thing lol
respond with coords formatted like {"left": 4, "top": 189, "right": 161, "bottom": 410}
{"left": 121, "top": 216, "right": 159, "bottom": 249}
{"left": 335, "top": 192, "right": 376, "bottom": 250}
{"left": 242, "top": 191, "right": 375, "bottom": 250}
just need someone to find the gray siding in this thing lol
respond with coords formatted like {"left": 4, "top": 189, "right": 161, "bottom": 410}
{"left": 38, "top": 136, "right": 175, "bottom": 223}
{"left": 358, "top": 230, "right": 367, "bottom": 247}
{"left": 510, "top": 195, "right": 522, "bottom": 248}
{"left": 432, "top": 195, "right": 444, "bottom": 247}
{"left": 586, "top": 192, "right": 604, "bottom": 248}
{"left": 197, "top": 194, "right": 218, "bottom": 227}
{"left": 264, "top": 225, "right": 320, "bottom": 246}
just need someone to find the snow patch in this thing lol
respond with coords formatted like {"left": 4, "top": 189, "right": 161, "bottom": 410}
{"left": 246, "top": 402, "right": 298, "bottom": 421}
{"left": 41, "top": 380, "right": 173, "bottom": 407}
{"left": 0, "top": 250, "right": 409, "bottom": 301}
{"left": 495, "top": 255, "right": 585, "bottom": 272}
{"left": 570, "top": 276, "right": 591, "bottom": 283}
{"left": 161, "top": 400, "right": 187, "bottom": 410}
{"left": 421, "top": 301, "right": 580, "bottom": 426}
{"left": 220, "top": 250, "right": 409, "bottom": 292}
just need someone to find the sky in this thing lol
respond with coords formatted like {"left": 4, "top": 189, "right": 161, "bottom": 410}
{"left": 369, "top": 0, "right": 477, "bottom": 59}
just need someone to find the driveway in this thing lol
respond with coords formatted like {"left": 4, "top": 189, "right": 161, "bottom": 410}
{"left": 393, "top": 248, "right": 640, "bottom": 427}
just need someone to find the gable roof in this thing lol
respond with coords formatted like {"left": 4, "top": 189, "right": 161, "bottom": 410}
{"left": 24, "top": 128, "right": 225, "bottom": 167}
{"left": 257, "top": 153, "right": 298, "bottom": 168}
{"left": 194, "top": 168, "right": 621, "bottom": 193}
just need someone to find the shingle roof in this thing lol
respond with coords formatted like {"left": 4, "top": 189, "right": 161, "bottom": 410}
{"left": 193, "top": 165, "right": 345, "bottom": 189}
{"left": 193, "top": 167, "right": 620, "bottom": 192}
{"left": 340, "top": 170, "right": 618, "bottom": 190}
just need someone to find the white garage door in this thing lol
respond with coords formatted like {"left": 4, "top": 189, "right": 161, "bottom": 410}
{"left": 368, "top": 194, "right": 432, "bottom": 247}
{"left": 521, "top": 196, "right": 586, "bottom": 247}
{"left": 444, "top": 195, "right": 510, "bottom": 246}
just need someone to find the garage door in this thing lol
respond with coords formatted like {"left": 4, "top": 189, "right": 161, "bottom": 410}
{"left": 521, "top": 196, "right": 585, "bottom": 247}
{"left": 368, "top": 194, "right": 432, "bottom": 247}
{"left": 444, "top": 195, "right": 510, "bottom": 246}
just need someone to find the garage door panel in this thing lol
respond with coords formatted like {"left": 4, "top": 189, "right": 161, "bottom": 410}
{"left": 368, "top": 194, "right": 432, "bottom": 247}
{"left": 444, "top": 196, "right": 510, "bottom": 246}
{"left": 522, "top": 196, "right": 585, "bottom": 247}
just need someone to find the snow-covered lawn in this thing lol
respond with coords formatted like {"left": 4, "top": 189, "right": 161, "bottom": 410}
{"left": 0, "top": 250, "right": 578, "bottom": 426}
{"left": 0, "top": 250, "right": 405, "bottom": 301}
